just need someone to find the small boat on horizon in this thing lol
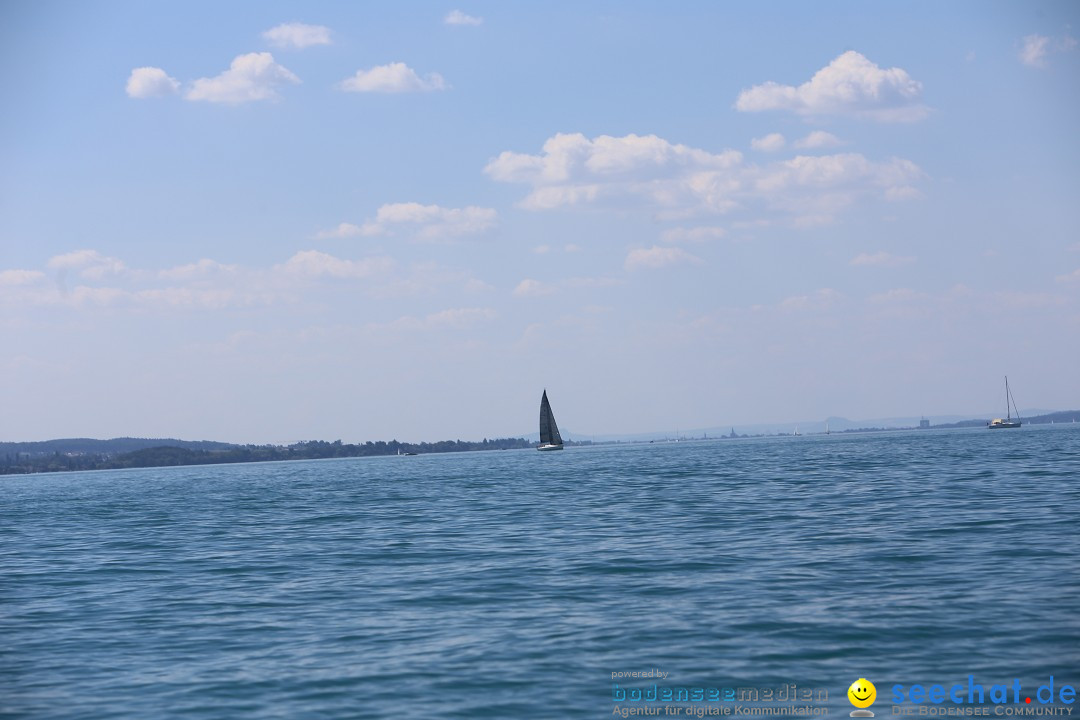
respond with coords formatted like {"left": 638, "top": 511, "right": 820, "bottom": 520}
{"left": 988, "top": 376, "right": 1022, "bottom": 429}
{"left": 537, "top": 390, "right": 564, "bottom": 451}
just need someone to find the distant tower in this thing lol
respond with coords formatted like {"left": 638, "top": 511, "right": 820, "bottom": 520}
{"left": 919, "top": 417, "right": 930, "bottom": 429}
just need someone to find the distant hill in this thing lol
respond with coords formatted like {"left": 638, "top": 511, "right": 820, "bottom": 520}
{"left": 0, "top": 437, "right": 238, "bottom": 457}
{"left": 0, "top": 437, "right": 535, "bottom": 475}
{"left": 931, "top": 410, "right": 1080, "bottom": 429}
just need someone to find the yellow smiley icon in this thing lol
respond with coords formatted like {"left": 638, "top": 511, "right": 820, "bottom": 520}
{"left": 848, "top": 678, "right": 877, "bottom": 709}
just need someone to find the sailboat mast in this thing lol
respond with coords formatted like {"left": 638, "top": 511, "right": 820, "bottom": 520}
{"left": 1005, "top": 376, "right": 1010, "bottom": 420}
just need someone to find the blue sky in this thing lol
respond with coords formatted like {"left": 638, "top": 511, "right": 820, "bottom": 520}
{"left": 2, "top": 1, "right": 1078, "bottom": 444}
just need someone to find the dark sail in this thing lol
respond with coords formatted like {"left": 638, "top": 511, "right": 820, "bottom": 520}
{"left": 539, "top": 390, "right": 563, "bottom": 446}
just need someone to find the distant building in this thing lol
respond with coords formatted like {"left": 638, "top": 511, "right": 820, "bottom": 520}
{"left": 919, "top": 417, "right": 930, "bottom": 429}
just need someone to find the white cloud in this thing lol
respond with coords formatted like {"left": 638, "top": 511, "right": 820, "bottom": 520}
{"left": 755, "top": 154, "right": 922, "bottom": 194}
{"left": 313, "top": 222, "right": 376, "bottom": 239}
{"left": 186, "top": 53, "right": 299, "bottom": 104}
{"left": 850, "top": 251, "right": 916, "bottom": 267}
{"left": 126, "top": 67, "right": 180, "bottom": 98}
{"left": 1019, "top": 33, "right": 1076, "bottom": 68}
{"left": 662, "top": 226, "right": 726, "bottom": 243}
{"left": 486, "top": 132, "right": 922, "bottom": 225}
{"left": 425, "top": 307, "right": 496, "bottom": 327}
{"left": 278, "top": 250, "right": 393, "bottom": 279}
{"left": 357, "top": 203, "right": 496, "bottom": 241}
{"left": 1056, "top": 268, "right": 1080, "bottom": 283}
{"left": 735, "top": 51, "right": 928, "bottom": 122}
{"left": 372, "top": 307, "right": 497, "bottom": 333}
{"left": 533, "top": 245, "right": 551, "bottom": 254}
{"left": 751, "top": 133, "right": 786, "bottom": 152}
{"left": 793, "top": 131, "right": 841, "bottom": 149}
{"left": 47, "top": 250, "right": 127, "bottom": 279}
{"left": 513, "top": 279, "right": 554, "bottom": 297}
{"left": 0, "top": 269, "right": 46, "bottom": 286}
{"left": 485, "top": 132, "right": 743, "bottom": 212}
{"left": 884, "top": 185, "right": 922, "bottom": 201}
{"left": 778, "top": 288, "right": 842, "bottom": 311}
{"left": 340, "top": 63, "right": 446, "bottom": 93}
{"left": 262, "top": 22, "right": 332, "bottom": 49}
{"left": 445, "top": 10, "right": 483, "bottom": 26}
{"left": 564, "top": 276, "right": 621, "bottom": 289}
{"left": 158, "top": 259, "right": 238, "bottom": 280}
{"left": 1020, "top": 34, "right": 1051, "bottom": 67}
{"left": 869, "top": 287, "right": 924, "bottom": 304}
{"left": 625, "top": 246, "right": 702, "bottom": 270}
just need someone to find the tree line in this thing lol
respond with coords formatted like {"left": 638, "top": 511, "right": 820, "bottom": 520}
{"left": 0, "top": 437, "right": 538, "bottom": 475}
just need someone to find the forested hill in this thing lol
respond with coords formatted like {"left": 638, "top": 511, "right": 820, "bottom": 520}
{"left": 0, "top": 437, "right": 237, "bottom": 456}
{"left": 0, "top": 437, "right": 536, "bottom": 475}
{"left": 930, "top": 410, "right": 1080, "bottom": 429}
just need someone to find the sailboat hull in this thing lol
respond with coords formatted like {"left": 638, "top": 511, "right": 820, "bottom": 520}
{"left": 537, "top": 443, "right": 564, "bottom": 451}
{"left": 988, "top": 420, "right": 1021, "bottom": 429}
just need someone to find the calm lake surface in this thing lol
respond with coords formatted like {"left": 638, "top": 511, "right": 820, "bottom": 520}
{"left": 3, "top": 426, "right": 1079, "bottom": 719}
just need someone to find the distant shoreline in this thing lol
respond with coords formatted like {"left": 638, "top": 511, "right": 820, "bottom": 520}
{"left": 3, "top": 410, "right": 1078, "bottom": 476}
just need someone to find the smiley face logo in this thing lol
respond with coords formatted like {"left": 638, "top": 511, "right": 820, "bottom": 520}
{"left": 848, "top": 678, "right": 877, "bottom": 709}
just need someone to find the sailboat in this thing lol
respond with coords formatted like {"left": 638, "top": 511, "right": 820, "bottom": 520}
{"left": 988, "top": 376, "right": 1022, "bottom": 429}
{"left": 537, "top": 390, "right": 564, "bottom": 451}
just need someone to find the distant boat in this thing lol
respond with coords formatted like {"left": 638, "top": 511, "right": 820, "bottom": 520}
{"left": 793, "top": 426, "right": 801, "bottom": 437}
{"left": 537, "top": 390, "right": 564, "bottom": 451}
{"left": 988, "top": 376, "right": 1022, "bottom": 429}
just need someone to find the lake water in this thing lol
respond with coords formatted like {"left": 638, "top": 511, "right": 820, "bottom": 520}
{"left": 3, "top": 426, "right": 1079, "bottom": 719}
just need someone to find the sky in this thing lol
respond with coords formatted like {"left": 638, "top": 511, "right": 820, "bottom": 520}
{"left": 1, "top": 1, "right": 1078, "bottom": 444}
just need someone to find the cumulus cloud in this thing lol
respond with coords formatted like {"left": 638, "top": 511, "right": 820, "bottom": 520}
{"left": 158, "top": 259, "right": 238, "bottom": 280}
{"left": 751, "top": 133, "right": 786, "bottom": 152}
{"left": 313, "top": 222, "right": 373, "bottom": 239}
{"left": 340, "top": 63, "right": 446, "bottom": 93}
{"left": 4, "top": 250, "right": 423, "bottom": 312}
{"left": 486, "top": 132, "right": 922, "bottom": 226}
{"left": 1019, "top": 34, "right": 1051, "bottom": 67}
{"left": 47, "top": 250, "right": 127, "bottom": 279}
{"left": 662, "top": 226, "right": 726, "bottom": 243}
{"left": 278, "top": 250, "right": 393, "bottom": 279}
{"left": 0, "top": 269, "right": 46, "bottom": 286}
{"left": 513, "top": 279, "right": 554, "bottom": 297}
{"left": 425, "top": 307, "right": 496, "bottom": 327}
{"left": 1019, "top": 33, "right": 1076, "bottom": 68}
{"left": 735, "top": 51, "right": 928, "bottom": 122}
{"left": 445, "top": 10, "right": 483, "bottom": 26}
{"left": 373, "top": 307, "right": 497, "bottom": 333}
{"left": 126, "top": 67, "right": 180, "bottom": 98}
{"left": 625, "top": 246, "right": 702, "bottom": 271}
{"left": 262, "top": 22, "right": 332, "bottom": 49}
{"left": 485, "top": 132, "right": 743, "bottom": 212}
{"left": 349, "top": 203, "right": 497, "bottom": 241}
{"left": 850, "top": 251, "right": 916, "bottom": 267}
{"left": 754, "top": 154, "right": 922, "bottom": 197}
{"left": 778, "top": 288, "right": 842, "bottom": 311}
{"left": 186, "top": 52, "right": 299, "bottom": 103}
{"left": 793, "top": 131, "right": 841, "bottom": 149}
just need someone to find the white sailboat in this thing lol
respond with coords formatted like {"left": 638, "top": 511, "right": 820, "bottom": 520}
{"left": 537, "top": 390, "right": 564, "bottom": 451}
{"left": 988, "top": 376, "right": 1022, "bottom": 429}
